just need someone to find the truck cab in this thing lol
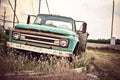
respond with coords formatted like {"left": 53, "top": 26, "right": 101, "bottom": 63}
{"left": 7, "top": 14, "right": 88, "bottom": 58}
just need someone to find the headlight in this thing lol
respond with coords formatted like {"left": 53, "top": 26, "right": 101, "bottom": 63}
{"left": 60, "top": 39, "right": 69, "bottom": 47}
{"left": 13, "top": 32, "right": 21, "bottom": 40}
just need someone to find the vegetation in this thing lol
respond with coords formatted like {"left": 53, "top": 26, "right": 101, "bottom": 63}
{"left": 87, "top": 39, "right": 120, "bottom": 45}
{"left": 0, "top": 48, "right": 120, "bottom": 80}
{"left": 116, "top": 39, "right": 120, "bottom": 45}
{"left": 87, "top": 50, "right": 120, "bottom": 80}
{"left": 0, "top": 31, "right": 120, "bottom": 80}
{"left": 0, "top": 50, "right": 91, "bottom": 80}
{"left": 0, "top": 31, "right": 8, "bottom": 54}
{"left": 87, "top": 39, "right": 110, "bottom": 44}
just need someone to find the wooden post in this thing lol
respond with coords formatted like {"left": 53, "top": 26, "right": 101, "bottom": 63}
{"left": 110, "top": 0, "right": 115, "bottom": 45}
{"left": 38, "top": 0, "right": 41, "bottom": 14}
{"left": 8, "top": 0, "right": 19, "bottom": 23}
{"left": 111, "top": 0, "right": 114, "bottom": 38}
{"left": 3, "top": 7, "right": 6, "bottom": 29}
{"left": 13, "top": 0, "right": 17, "bottom": 27}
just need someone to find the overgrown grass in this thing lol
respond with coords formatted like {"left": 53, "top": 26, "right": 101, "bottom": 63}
{"left": 0, "top": 31, "right": 96, "bottom": 80}
{"left": 86, "top": 50, "right": 120, "bottom": 80}
{"left": 0, "top": 51, "right": 87, "bottom": 73}
{"left": 1, "top": 48, "right": 120, "bottom": 80}
{"left": 0, "top": 49, "right": 95, "bottom": 80}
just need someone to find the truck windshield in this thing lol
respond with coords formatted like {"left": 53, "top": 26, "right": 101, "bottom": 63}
{"left": 45, "top": 20, "right": 72, "bottom": 30}
{"left": 34, "top": 15, "right": 73, "bottom": 31}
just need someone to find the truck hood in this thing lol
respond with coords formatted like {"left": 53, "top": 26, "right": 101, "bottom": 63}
{"left": 15, "top": 24, "right": 76, "bottom": 36}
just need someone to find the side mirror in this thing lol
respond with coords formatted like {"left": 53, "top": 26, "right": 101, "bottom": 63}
{"left": 27, "top": 15, "right": 30, "bottom": 24}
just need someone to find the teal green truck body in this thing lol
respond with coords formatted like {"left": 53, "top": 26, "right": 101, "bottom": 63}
{"left": 7, "top": 14, "right": 88, "bottom": 57}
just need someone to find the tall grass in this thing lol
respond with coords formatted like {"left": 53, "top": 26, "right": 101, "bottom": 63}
{"left": 0, "top": 49, "right": 94, "bottom": 80}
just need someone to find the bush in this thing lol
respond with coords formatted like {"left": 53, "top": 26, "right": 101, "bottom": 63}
{"left": 116, "top": 39, "right": 120, "bottom": 45}
{"left": 0, "top": 31, "right": 8, "bottom": 54}
{"left": 87, "top": 39, "right": 110, "bottom": 44}
{"left": 88, "top": 39, "right": 120, "bottom": 45}
{"left": 0, "top": 31, "right": 8, "bottom": 41}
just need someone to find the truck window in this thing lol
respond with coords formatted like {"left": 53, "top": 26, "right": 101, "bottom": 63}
{"left": 34, "top": 17, "right": 42, "bottom": 25}
{"left": 75, "top": 22, "right": 83, "bottom": 31}
{"left": 46, "top": 20, "right": 72, "bottom": 30}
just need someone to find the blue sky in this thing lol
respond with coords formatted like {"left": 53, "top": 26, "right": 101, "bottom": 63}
{"left": 0, "top": 0, "right": 120, "bottom": 39}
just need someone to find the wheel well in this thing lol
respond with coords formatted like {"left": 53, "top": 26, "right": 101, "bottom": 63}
{"left": 73, "top": 42, "right": 80, "bottom": 56}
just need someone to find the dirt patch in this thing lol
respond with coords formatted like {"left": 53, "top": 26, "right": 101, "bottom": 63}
{"left": 86, "top": 50, "right": 120, "bottom": 80}
{"left": 0, "top": 47, "right": 120, "bottom": 80}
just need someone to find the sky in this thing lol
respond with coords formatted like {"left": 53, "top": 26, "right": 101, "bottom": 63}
{"left": 0, "top": 0, "right": 120, "bottom": 39}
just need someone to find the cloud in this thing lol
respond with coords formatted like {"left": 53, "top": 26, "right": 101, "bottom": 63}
{"left": 113, "top": 15, "right": 120, "bottom": 38}
{"left": 0, "top": 0, "right": 120, "bottom": 39}
{"left": 115, "top": 1, "right": 120, "bottom": 16}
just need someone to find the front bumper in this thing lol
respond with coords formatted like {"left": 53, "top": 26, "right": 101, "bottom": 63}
{"left": 7, "top": 42, "right": 72, "bottom": 57}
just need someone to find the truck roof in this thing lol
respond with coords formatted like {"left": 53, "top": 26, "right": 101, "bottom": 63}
{"left": 37, "top": 14, "right": 74, "bottom": 22}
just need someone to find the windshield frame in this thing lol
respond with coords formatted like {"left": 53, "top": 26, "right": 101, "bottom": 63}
{"left": 34, "top": 14, "right": 76, "bottom": 32}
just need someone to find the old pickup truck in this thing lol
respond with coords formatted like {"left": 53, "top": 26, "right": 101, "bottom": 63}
{"left": 7, "top": 14, "right": 88, "bottom": 58}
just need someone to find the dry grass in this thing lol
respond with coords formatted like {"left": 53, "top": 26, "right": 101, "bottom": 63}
{"left": 0, "top": 49, "right": 89, "bottom": 80}
{"left": 86, "top": 50, "right": 120, "bottom": 80}
{"left": 0, "top": 48, "right": 120, "bottom": 80}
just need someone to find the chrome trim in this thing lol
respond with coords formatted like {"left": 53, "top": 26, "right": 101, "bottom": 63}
{"left": 20, "top": 33, "right": 60, "bottom": 45}
{"left": 21, "top": 38, "right": 59, "bottom": 45}
{"left": 13, "top": 29, "right": 69, "bottom": 47}
{"left": 14, "top": 29, "right": 66, "bottom": 38}
{"left": 7, "top": 42, "right": 72, "bottom": 57}
{"left": 21, "top": 34, "right": 59, "bottom": 41}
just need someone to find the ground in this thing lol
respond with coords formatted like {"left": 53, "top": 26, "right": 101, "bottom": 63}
{"left": 86, "top": 49, "right": 120, "bottom": 80}
{"left": 0, "top": 43, "right": 120, "bottom": 80}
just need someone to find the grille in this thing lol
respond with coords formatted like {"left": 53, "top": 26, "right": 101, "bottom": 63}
{"left": 20, "top": 33, "right": 59, "bottom": 46}
{"left": 13, "top": 29, "right": 67, "bottom": 47}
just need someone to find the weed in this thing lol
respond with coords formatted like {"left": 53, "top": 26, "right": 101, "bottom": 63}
{"left": 1, "top": 49, "right": 119, "bottom": 80}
